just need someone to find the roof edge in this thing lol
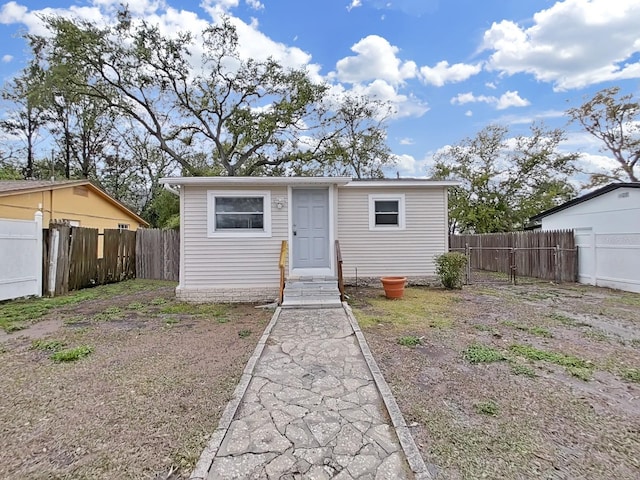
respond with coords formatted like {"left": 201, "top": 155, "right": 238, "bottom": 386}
{"left": 530, "top": 182, "right": 640, "bottom": 221}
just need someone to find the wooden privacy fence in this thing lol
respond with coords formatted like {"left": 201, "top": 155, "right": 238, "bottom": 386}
{"left": 136, "top": 228, "right": 180, "bottom": 281}
{"left": 44, "top": 224, "right": 136, "bottom": 296}
{"left": 43, "top": 225, "right": 178, "bottom": 296}
{"left": 450, "top": 230, "right": 578, "bottom": 283}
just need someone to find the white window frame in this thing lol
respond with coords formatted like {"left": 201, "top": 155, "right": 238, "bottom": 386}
{"left": 117, "top": 223, "right": 130, "bottom": 230}
{"left": 368, "top": 194, "right": 406, "bottom": 231}
{"left": 207, "top": 190, "right": 272, "bottom": 238}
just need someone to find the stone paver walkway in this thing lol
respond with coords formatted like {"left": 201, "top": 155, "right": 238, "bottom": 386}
{"left": 195, "top": 307, "right": 428, "bottom": 480}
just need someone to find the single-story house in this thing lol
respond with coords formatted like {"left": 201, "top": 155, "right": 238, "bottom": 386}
{"left": 0, "top": 179, "right": 149, "bottom": 231}
{"left": 160, "top": 176, "right": 457, "bottom": 303}
{"left": 530, "top": 182, "right": 640, "bottom": 293}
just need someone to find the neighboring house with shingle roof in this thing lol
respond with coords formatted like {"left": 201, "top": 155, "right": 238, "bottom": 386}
{"left": 0, "top": 180, "right": 148, "bottom": 231}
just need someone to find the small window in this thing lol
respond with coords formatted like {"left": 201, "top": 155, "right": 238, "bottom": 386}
{"left": 369, "top": 194, "right": 405, "bottom": 230}
{"left": 208, "top": 191, "right": 272, "bottom": 237}
{"left": 118, "top": 223, "right": 130, "bottom": 230}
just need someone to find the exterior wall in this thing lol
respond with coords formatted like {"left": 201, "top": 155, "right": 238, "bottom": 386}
{"left": 0, "top": 186, "right": 145, "bottom": 231}
{"left": 541, "top": 187, "right": 640, "bottom": 293}
{"left": 180, "top": 185, "right": 288, "bottom": 294}
{"left": 541, "top": 187, "right": 640, "bottom": 233}
{"left": 336, "top": 186, "right": 448, "bottom": 278}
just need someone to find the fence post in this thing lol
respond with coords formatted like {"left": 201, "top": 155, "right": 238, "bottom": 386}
{"left": 554, "top": 245, "right": 560, "bottom": 284}
{"left": 510, "top": 248, "right": 517, "bottom": 285}
{"left": 48, "top": 228, "right": 59, "bottom": 297}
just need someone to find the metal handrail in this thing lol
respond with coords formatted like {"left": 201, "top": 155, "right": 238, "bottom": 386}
{"left": 278, "top": 240, "right": 288, "bottom": 304}
{"left": 335, "top": 240, "right": 345, "bottom": 302}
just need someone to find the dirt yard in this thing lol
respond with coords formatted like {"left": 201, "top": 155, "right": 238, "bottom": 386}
{"left": 0, "top": 280, "right": 273, "bottom": 479}
{"left": 349, "top": 272, "right": 640, "bottom": 480}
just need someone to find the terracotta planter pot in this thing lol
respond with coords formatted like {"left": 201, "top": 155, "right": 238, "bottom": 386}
{"left": 380, "top": 276, "right": 407, "bottom": 299}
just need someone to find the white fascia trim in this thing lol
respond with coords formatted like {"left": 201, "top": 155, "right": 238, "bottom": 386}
{"left": 161, "top": 176, "right": 352, "bottom": 187}
{"left": 344, "top": 180, "right": 459, "bottom": 188}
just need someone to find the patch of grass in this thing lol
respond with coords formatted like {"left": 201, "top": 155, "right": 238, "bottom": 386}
{"left": 509, "top": 344, "right": 588, "bottom": 368}
{"left": 529, "top": 326, "right": 552, "bottom": 338}
{"left": 548, "top": 312, "right": 589, "bottom": 327}
{"left": 93, "top": 306, "right": 123, "bottom": 322}
{"left": 150, "top": 297, "right": 169, "bottom": 305}
{"left": 614, "top": 293, "right": 640, "bottom": 307}
{"left": 216, "top": 316, "right": 229, "bottom": 324}
{"left": 164, "top": 317, "right": 180, "bottom": 325}
{"left": 351, "top": 287, "right": 456, "bottom": 331}
{"left": 463, "top": 344, "right": 506, "bottom": 364}
{"left": 511, "top": 363, "right": 537, "bottom": 378}
{"left": 566, "top": 366, "right": 592, "bottom": 381}
{"left": 630, "top": 339, "right": 640, "bottom": 348}
{"left": 584, "top": 330, "right": 609, "bottom": 342}
{"left": 50, "top": 345, "right": 93, "bottom": 362}
{"left": 474, "top": 400, "right": 499, "bottom": 416}
{"left": 31, "top": 339, "right": 65, "bottom": 352}
{"left": 63, "top": 315, "right": 86, "bottom": 325}
{"left": 473, "top": 324, "right": 492, "bottom": 331}
{"left": 127, "top": 301, "right": 146, "bottom": 310}
{"left": 621, "top": 368, "right": 640, "bottom": 383}
{"left": 397, "top": 335, "right": 422, "bottom": 347}
{"left": 4, "top": 323, "right": 27, "bottom": 333}
{"left": 160, "top": 303, "right": 229, "bottom": 318}
{"left": 238, "top": 329, "right": 252, "bottom": 338}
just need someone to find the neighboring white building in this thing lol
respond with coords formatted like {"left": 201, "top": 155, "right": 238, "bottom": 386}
{"left": 160, "top": 176, "right": 456, "bottom": 302}
{"left": 530, "top": 183, "right": 640, "bottom": 293}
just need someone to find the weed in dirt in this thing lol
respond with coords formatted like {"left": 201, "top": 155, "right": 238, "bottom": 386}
{"left": 238, "top": 329, "right": 252, "bottom": 338}
{"left": 93, "top": 306, "right": 123, "bottom": 322}
{"left": 463, "top": 344, "right": 506, "bottom": 364}
{"left": 630, "top": 339, "right": 640, "bottom": 348}
{"left": 127, "top": 302, "right": 146, "bottom": 310}
{"left": 164, "top": 317, "right": 180, "bottom": 325}
{"left": 160, "top": 303, "right": 229, "bottom": 318}
{"left": 428, "top": 316, "right": 453, "bottom": 328}
{"left": 613, "top": 294, "right": 640, "bottom": 307}
{"left": 621, "top": 368, "right": 640, "bottom": 383}
{"left": 501, "top": 321, "right": 553, "bottom": 338}
{"left": 216, "top": 317, "right": 229, "bottom": 324}
{"left": 397, "top": 335, "right": 422, "bottom": 347}
{"left": 4, "top": 323, "right": 27, "bottom": 333}
{"left": 548, "top": 312, "right": 589, "bottom": 327}
{"left": 475, "top": 400, "right": 499, "bottom": 416}
{"left": 511, "top": 363, "right": 537, "bottom": 377}
{"left": 509, "top": 344, "right": 591, "bottom": 374}
{"left": 567, "top": 366, "right": 592, "bottom": 381}
{"left": 51, "top": 345, "right": 93, "bottom": 362}
{"left": 63, "top": 315, "right": 86, "bottom": 325}
{"left": 473, "top": 324, "right": 492, "bottom": 331}
{"left": 150, "top": 297, "right": 169, "bottom": 305}
{"left": 584, "top": 329, "right": 609, "bottom": 342}
{"left": 31, "top": 339, "right": 65, "bottom": 352}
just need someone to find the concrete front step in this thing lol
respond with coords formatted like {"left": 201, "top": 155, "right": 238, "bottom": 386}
{"left": 281, "top": 279, "right": 342, "bottom": 308}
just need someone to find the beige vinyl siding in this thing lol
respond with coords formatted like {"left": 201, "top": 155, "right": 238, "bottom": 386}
{"left": 182, "top": 186, "right": 288, "bottom": 288}
{"left": 337, "top": 186, "right": 447, "bottom": 278}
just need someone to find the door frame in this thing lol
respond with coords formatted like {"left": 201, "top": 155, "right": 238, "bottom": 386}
{"left": 288, "top": 185, "right": 335, "bottom": 278}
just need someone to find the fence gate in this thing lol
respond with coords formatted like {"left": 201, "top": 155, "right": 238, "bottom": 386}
{"left": 0, "top": 213, "right": 43, "bottom": 301}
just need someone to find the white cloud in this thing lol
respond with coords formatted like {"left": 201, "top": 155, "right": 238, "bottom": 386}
{"left": 451, "top": 90, "right": 530, "bottom": 110}
{"left": 333, "top": 35, "right": 417, "bottom": 85}
{"left": 347, "top": 0, "right": 362, "bottom": 12}
{"left": 2, "top": 54, "right": 13, "bottom": 63}
{"left": 399, "top": 137, "right": 414, "bottom": 145}
{"left": 246, "top": 0, "right": 264, "bottom": 10}
{"left": 419, "top": 60, "right": 482, "bottom": 87}
{"left": 495, "top": 90, "right": 530, "bottom": 110}
{"left": 393, "top": 153, "right": 418, "bottom": 174}
{"left": 481, "top": 0, "right": 640, "bottom": 90}
{"left": 485, "top": 81, "right": 497, "bottom": 89}
{"left": 465, "top": 110, "right": 473, "bottom": 117}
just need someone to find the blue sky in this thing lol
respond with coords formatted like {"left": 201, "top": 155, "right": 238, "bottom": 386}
{"left": 1, "top": 0, "right": 639, "bottom": 185}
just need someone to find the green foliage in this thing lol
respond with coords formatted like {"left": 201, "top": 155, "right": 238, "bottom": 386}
{"left": 463, "top": 344, "right": 506, "bottom": 364}
{"left": 397, "top": 335, "right": 422, "bottom": 347}
{"left": 509, "top": 344, "right": 590, "bottom": 369}
{"left": 621, "top": 368, "right": 640, "bottom": 383}
{"left": 511, "top": 364, "right": 537, "bottom": 378}
{"left": 238, "top": 329, "right": 252, "bottom": 338}
{"left": 431, "top": 123, "right": 577, "bottom": 233}
{"left": 435, "top": 252, "right": 467, "bottom": 289}
{"left": 31, "top": 339, "right": 65, "bottom": 352}
{"left": 474, "top": 400, "right": 499, "bottom": 416}
{"left": 51, "top": 345, "right": 93, "bottom": 362}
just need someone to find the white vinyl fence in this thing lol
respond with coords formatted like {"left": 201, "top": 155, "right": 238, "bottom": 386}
{"left": 0, "top": 212, "right": 43, "bottom": 301}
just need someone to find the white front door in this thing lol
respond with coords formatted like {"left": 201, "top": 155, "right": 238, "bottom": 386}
{"left": 292, "top": 188, "right": 330, "bottom": 270}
